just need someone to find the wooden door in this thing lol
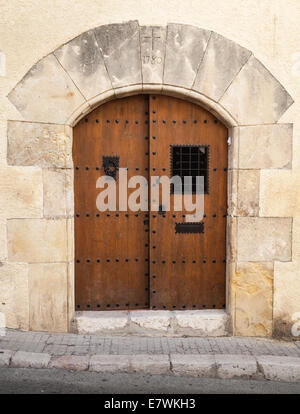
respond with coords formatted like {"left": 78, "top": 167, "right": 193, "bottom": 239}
{"left": 73, "top": 94, "right": 227, "bottom": 312}
{"left": 149, "top": 95, "right": 227, "bottom": 310}
{"left": 73, "top": 95, "right": 149, "bottom": 311}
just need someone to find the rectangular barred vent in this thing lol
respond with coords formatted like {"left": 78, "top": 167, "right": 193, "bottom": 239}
{"left": 171, "top": 145, "right": 209, "bottom": 194}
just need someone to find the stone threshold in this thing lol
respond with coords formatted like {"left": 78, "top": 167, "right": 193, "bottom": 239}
{"left": 71, "top": 309, "right": 230, "bottom": 337}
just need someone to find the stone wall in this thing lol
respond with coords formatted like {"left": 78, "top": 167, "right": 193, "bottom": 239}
{"left": 0, "top": 0, "right": 299, "bottom": 337}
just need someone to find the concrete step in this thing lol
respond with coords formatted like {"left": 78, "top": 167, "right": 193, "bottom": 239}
{"left": 71, "top": 309, "right": 231, "bottom": 337}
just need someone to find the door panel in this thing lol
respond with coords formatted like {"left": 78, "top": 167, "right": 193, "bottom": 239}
{"left": 149, "top": 95, "right": 227, "bottom": 310}
{"left": 73, "top": 95, "right": 149, "bottom": 310}
{"left": 73, "top": 94, "right": 227, "bottom": 312}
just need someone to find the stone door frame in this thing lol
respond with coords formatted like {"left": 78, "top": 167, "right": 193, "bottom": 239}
{"left": 6, "top": 21, "right": 294, "bottom": 335}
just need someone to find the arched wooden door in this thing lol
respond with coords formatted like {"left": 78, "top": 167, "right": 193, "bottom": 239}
{"left": 73, "top": 95, "right": 228, "bottom": 311}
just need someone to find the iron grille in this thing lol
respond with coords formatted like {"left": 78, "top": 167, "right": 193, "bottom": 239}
{"left": 170, "top": 145, "right": 209, "bottom": 194}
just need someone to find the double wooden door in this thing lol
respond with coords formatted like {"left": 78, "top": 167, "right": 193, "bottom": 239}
{"left": 73, "top": 95, "right": 228, "bottom": 311}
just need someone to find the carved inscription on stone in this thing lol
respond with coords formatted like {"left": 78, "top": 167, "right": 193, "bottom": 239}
{"left": 140, "top": 26, "right": 166, "bottom": 83}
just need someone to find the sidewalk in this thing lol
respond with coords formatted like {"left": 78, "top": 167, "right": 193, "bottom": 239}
{"left": 1, "top": 329, "right": 300, "bottom": 382}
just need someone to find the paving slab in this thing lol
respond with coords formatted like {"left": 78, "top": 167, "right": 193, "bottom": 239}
{"left": 1, "top": 329, "right": 300, "bottom": 357}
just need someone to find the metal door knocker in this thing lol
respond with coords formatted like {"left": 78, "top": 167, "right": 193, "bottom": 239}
{"left": 102, "top": 156, "right": 119, "bottom": 179}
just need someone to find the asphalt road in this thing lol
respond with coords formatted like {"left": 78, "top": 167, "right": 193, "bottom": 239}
{"left": 0, "top": 368, "right": 300, "bottom": 394}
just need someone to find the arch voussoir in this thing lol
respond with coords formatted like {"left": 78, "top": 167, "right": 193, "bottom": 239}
{"left": 93, "top": 21, "right": 142, "bottom": 89}
{"left": 191, "top": 31, "right": 252, "bottom": 102}
{"left": 163, "top": 23, "right": 211, "bottom": 90}
{"left": 219, "top": 55, "right": 294, "bottom": 125}
{"left": 53, "top": 29, "right": 113, "bottom": 102}
{"left": 8, "top": 53, "right": 86, "bottom": 124}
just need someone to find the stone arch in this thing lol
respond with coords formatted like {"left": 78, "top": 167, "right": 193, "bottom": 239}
{"left": 6, "top": 21, "right": 294, "bottom": 336}
{"left": 8, "top": 21, "right": 293, "bottom": 127}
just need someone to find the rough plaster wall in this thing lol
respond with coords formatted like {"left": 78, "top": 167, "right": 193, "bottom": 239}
{"left": 0, "top": 0, "right": 299, "bottom": 336}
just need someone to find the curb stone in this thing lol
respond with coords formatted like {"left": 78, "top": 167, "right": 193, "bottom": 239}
{"left": 49, "top": 355, "right": 89, "bottom": 371}
{"left": 11, "top": 351, "right": 50, "bottom": 369}
{"left": 1, "top": 349, "right": 300, "bottom": 383}
{"left": 130, "top": 354, "right": 170, "bottom": 375}
{"left": 215, "top": 354, "right": 259, "bottom": 379}
{"left": 0, "top": 349, "right": 13, "bottom": 367}
{"left": 170, "top": 354, "right": 216, "bottom": 378}
{"left": 89, "top": 354, "right": 170, "bottom": 374}
{"left": 89, "top": 355, "right": 130, "bottom": 373}
{"left": 257, "top": 355, "right": 300, "bottom": 382}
